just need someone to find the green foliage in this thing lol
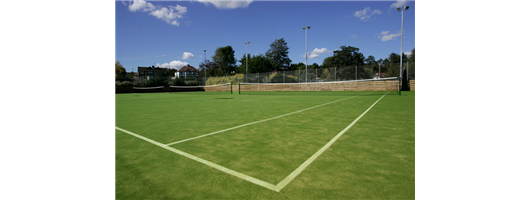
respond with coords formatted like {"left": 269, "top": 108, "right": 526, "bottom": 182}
{"left": 213, "top": 46, "right": 236, "bottom": 74}
{"left": 329, "top": 46, "right": 365, "bottom": 67}
{"left": 238, "top": 54, "right": 275, "bottom": 73}
{"left": 265, "top": 38, "right": 292, "bottom": 71}
{"left": 206, "top": 73, "right": 244, "bottom": 85}
{"left": 115, "top": 61, "right": 125, "bottom": 79}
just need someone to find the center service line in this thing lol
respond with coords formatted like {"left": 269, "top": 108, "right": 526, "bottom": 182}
{"left": 165, "top": 92, "right": 372, "bottom": 146}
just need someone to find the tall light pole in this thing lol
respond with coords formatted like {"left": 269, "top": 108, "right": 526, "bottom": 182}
{"left": 397, "top": 5, "right": 409, "bottom": 96}
{"left": 204, "top": 49, "right": 206, "bottom": 85}
{"left": 245, "top": 41, "right": 250, "bottom": 82}
{"left": 303, "top": 26, "right": 310, "bottom": 82}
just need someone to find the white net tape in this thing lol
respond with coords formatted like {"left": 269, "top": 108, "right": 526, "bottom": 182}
{"left": 169, "top": 83, "right": 231, "bottom": 89}
{"left": 132, "top": 86, "right": 165, "bottom": 89}
{"left": 240, "top": 77, "right": 397, "bottom": 85}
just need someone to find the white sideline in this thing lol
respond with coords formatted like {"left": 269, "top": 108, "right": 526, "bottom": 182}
{"left": 274, "top": 92, "right": 389, "bottom": 191}
{"left": 165, "top": 93, "right": 371, "bottom": 146}
{"left": 116, "top": 92, "right": 388, "bottom": 192}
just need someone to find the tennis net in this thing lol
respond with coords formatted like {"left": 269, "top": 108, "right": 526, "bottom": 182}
{"left": 169, "top": 83, "right": 232, "bottom": 94}
{"left": 132, "top": 86, "right": 166, "bottom": 93}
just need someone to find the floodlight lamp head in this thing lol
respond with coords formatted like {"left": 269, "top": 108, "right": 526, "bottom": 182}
{"left": 307, "top": 26, "right": 310, "bottom": 29}
{"left": 303, "top": 27, "right": 306, "bottom": 30}
{"left": 397, "top": 7, "right": 401, "bottom": 11}
{"left": 404, "top": 6, "right": 409, "bottom": 10}
{"left": 204, "top": 50, "right": 206, "bottom": 52}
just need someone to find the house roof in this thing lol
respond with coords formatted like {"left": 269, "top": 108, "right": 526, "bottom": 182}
{"left": 137, "top": 66, "right": 169, "bottom": 74}
{"left": 178, "top": 65, "right": 199, "bottom": 73}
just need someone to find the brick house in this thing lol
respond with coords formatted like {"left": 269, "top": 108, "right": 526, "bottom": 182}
{"left": 176, "top": 65, "right": 200, "bottom": 78}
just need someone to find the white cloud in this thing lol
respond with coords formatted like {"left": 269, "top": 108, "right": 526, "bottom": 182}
{"left": 353, "top": 7, "right": 382, "bottom": 21}
{"left": 390, "top": 0, "right": 408, "bottom": 9}
{"left": 157, "top": 60, "right": 189, "bottom": 69}
{"left": 301, "top": 48, "right": 331, "bottom": 59}
{"left": 378, "top": 30, "right": 401, "bottom": 41}
{"left": 351, "top": 35, "right": 357, "bottom": 39}
{"left": 149, "top": 5, "right": 187, "bottom": 26}
{"left": 128, "top": 0, "right": 155, "bottom": 12}
{"left": 156, "top": 54, "right": 166, "bottom": 58}
{"left": 405, "top": 51, "right": 412, "bottom": 56}
{"left": 182, "top": 52, "right": 195, "bottom": 60}
{"left": 195, "top": 0, "right": 253, "bottom": 9}
{"left": 312, "top": 48, "right": 331, "bottom": 54}
{"left": 127, "top": 1, "right": 187, "bottom": 26}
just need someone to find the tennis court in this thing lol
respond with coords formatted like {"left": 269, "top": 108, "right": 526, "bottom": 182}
{"left": 115, "top": 89, "right": 414, "bottom": 199}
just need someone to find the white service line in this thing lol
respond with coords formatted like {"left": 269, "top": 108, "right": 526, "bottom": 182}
{"left": 274, "top": 92, "right": 389, "bottom": 192}
{"left": 165, "top": 93, "right": 371, "bottom": 146}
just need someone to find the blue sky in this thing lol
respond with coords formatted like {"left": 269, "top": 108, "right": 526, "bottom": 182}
{"left": 116, "top": 0, "right": 415, "bottom": 72}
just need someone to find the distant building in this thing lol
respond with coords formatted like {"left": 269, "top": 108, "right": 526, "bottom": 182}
{"left": 374, "top": 72, "right": 387, "bottom": 79}
{"left": 176, "top": 65, "right": 200, "bottom": 78}
{"left": 138, "top": 66, "right": 169, "bottom": 80}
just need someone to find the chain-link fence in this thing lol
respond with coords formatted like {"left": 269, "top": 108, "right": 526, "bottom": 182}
{"left": 116, "top": 63, "right": 414, "bottom": 87}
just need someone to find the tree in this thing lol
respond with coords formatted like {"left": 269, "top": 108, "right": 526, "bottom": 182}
{"left": 330, "top": 46, "right": 365, "bottom": 67}
{"left": 115, "top": 61, "right": 125, "bottom": 79}
{"left": 265, "top": 38, "right": 292, "bottom": 71}
{"left": 198, "top": 59, "right": 220, "bottom": 77}
{"left": 321, "top": 57, "right": 333, "bottom": 68}
{"left": 288, "top": 62, "right": 305, "bottom": 71}
{"left": 238, "top": 54, "right": 274, "bottom": 73}
{"left": 365, "top": 55, "right": 376, "bottom": 65}
{"left": 212, "top": 46, "right": 236, "bottom": 75}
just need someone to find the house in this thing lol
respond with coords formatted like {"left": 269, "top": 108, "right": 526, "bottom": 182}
{"left": 176, "top": 65, "right": 200, "bottom": 78}
{"left": 138, "top": 66, "right": 169, "bottom": 80}
{"left": 373, "top": 72, "right": 387, "bottom": 79}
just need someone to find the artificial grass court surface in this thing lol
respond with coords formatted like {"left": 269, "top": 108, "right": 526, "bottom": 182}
{"left": 116, "top": 91, "right": 414, "bottom": 199}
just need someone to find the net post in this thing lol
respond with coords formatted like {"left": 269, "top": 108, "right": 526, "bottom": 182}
{"left": 398, "top": 76, "right": 401, "bottom": 96}
{"left": 231, "top": 82, "right": 233, "bottom": 94}
{"left": 239, "top": 82, "right": 240, "bottom": 94}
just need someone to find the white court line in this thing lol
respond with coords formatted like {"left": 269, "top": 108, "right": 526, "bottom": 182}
{"left": 274, "top": 92, "right": 389, "bottom": 192}
{"left": 115, "top": 126, "right": 278, "bottom": 191}
{"left": 116, "top": 92, "right": 387, "bottom": 192}
{"left": 165, "top": 92, "right": 372, "bottom": 146}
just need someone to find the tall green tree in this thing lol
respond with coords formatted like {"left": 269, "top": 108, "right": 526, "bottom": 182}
{"left": 212, "top": 46, "right": 236, "bottom": 75}
{"left": 330, "top": 46, "right": 365, "bottom": 67}
{"left": 265, "top": 38, "right": 292, "bottom": 71}
{"left": 115, "top": 61, "right": 125, "bottom": 79}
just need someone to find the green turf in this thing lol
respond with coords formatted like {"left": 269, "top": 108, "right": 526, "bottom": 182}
{"left": 116, "top": 91, "right": 414, "bottom": 199}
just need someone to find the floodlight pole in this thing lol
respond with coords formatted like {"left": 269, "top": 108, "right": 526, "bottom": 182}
{"left": 397, "top": 5, "right": 409, "bottom": 96}
{"left": 303, "top": 26, "right": 310, "bottom": 82}
{"left": 245, "top": 41, "right": 250, "bottom": 82}
{"left": 204, "top": 50, "right": 206, "bottom": 85}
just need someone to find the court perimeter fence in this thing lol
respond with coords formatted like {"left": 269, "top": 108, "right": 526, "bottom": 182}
{"left": 116, "top": 65, "right": 415, "bottom": 93}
